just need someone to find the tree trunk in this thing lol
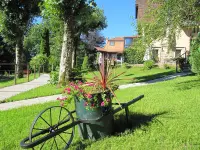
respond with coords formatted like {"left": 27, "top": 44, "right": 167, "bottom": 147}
{"left": 59, "top": 19, "right": 74, "bottom": 85}
{"left": 15, "top": 38, "right": 23, "bottom": 78}
{"left": 72, "top": 37, "right": 80, "bottom": 68}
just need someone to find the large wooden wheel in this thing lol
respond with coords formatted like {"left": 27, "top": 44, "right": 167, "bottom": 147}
{"left": 29, "top": 106, "right": 75, "bottom": 150}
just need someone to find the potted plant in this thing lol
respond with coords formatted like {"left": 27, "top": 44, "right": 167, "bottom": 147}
{"left": 57, "top": 52, "right": 123, "bottom": 140}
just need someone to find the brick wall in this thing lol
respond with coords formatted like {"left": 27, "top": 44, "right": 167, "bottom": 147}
{"left": 136, "top": 0, "right": 148, "bottom": 20}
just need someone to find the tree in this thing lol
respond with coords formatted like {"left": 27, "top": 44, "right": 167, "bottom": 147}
{"left": 0, "top": 0, "right": 41, "bottom": 78}
{"left": 42, "top": 0, "right": 101, "bottom": 84}
{"left": 40, "top": 27, "right": 50, "bottom": 57}
{"left": 190, "top": 33, "right": 200, "bottom": 75}
{"left": 81, "top": 30, "right": 105, "bottom": 70}
{"left": 136, "top": 0, "right": 200, "bottom": 50}
{"left": 72, "top": 8, "right": 107, "bottom": 68}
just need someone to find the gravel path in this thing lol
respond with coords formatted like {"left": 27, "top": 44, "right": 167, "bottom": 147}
{"left": 0, "top": 72, "right": 191, "bottom": 111}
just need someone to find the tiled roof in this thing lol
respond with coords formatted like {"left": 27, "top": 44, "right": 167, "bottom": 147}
{"left": 95, "top": 47, "right": 123, "bottom": 53}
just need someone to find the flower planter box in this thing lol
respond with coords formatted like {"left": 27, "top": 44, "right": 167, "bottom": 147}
{"left": 75, "top": 97, "right": 114, "bottom": 140}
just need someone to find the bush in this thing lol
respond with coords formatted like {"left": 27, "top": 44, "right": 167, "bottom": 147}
{"left": 164, "top": 64, "right": 171, "bottom": 69}
{"left": 122, "top": 63, "right": 132, "bottom": 69}
{"left": 49, "top": 71, "right": 59, "bottom": 85}
{"left": 189, "top": 33, "right": 200, "bottom": 75}
{"left": 124, "top": 47, "right": 145, "bottom": 64}
{"left": 144, "top": 60, "right": 155, "bottom": 70}
{"left": 81, "top": 56, "right": 89, "bottom": 72}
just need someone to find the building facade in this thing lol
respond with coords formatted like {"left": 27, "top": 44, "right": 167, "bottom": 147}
{"left": 136, "top": 0, "right": 199, "bottom": 65}
{"left": 95, "top": 36, "right": 137, "bottom": 65}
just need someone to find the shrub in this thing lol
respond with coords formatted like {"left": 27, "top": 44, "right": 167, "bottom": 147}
{"left": 124, "top": 47, "right": 145, "bottom": 64}
{"left": 144, "top": 60, "right": 155, "bottom": 70}
{"left": 122, "top": 63, "right": 132, "bottom": 69}
{"left": 164, "top": 64, "right": 171, "bottom": 69}
{"left": 81, "top": 56, "right": 89, "bottom": 72}
{"left": 189, "top": 33, "right": 200, "bottom": 75}
{"left": 49, "top": 71, "right": 59, "bottom": 85}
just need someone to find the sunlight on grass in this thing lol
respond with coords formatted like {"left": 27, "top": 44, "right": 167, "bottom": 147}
{"left": 0, "top": 74, "right": 39, "bottom": 88}
{"left": 1, "top": 75, "right": 200, "bottom": 149}
{"left": 6, "top": 67, "right": 175, "bottom": 102}
{"left": 6, "top": 84, "right": 63, "bottom": 102}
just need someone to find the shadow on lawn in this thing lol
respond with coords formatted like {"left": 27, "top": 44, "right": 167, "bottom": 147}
{"left": 0, "top": 76, "right": 14, "bottom": 82}
{"left": 132, "top": 71, "right": 175, "bottom": 83}
{"left": 114, "top": 111, "right": 167, "bottom": 134}
{"left": 175, "top": 78, "right": 200, "bottom": 91}
{"left": 70, "top": 112, "right": 167, "bottom": 149}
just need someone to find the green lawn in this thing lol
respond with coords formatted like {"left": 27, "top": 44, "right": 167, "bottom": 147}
{"left": 1, "top": 75, "right": 200, "bottom": 149}
{"left": 85, "top": 66, "right": 176, "bottom": 85}
{"left": 6, "top": 67, "right": 175, "bottom": 102}
{"left": 6, "top": 84, "right": 63, "bottom": 102}
{"left": 0, "top": 74, "right": 39, "bottom": 88}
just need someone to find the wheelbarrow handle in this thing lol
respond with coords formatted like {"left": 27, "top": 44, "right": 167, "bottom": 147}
{"left": 112, "top": 95, "right": 144, "bottom": 114}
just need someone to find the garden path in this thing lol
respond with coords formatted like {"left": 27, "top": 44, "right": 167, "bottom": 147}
{"left": 0, "top": 74, "right": 50, "bottom": 102}
{"left": 0, "top": 72, "right": 191, "bottom": 111}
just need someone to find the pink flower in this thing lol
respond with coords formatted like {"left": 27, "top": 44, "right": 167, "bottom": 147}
{"left": 86, "top": 82, "right": 94, "bottom": 86}
{"left": 101, "top": 101, "right": 105, "bottom": 106}
{"left": 65, "top": 87, "right": 71, "bottom": 94}
{"left": 87, "top": 94, "right": 92, "bottom": 99}
{"left": 56, "top": 97, "right": 61, "bottom": 100}
{"left": 106, "top": 98, "right": 110, "bottom": 102}
{"left": 70, "top": 82, "right": 74, "bottom": 86}
{"left": 61, "top": 97, "right": 67, "bottom": 101}
{"left": 84, "top": 102, "right": 88, "bottom": 106}
{"left": 74, "top": 85, "right": 79, "bottom": 90}
{"left": 78, "top": 81, "right": 83, "bottom": 85}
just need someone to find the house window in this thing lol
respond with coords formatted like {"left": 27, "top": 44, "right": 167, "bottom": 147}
{"left": 125, "top": 38, "right": 133, "bottom": 48}
{"left": 152, "top": 49, "right": 159, "bottom": 62}
{"left": 175, "top": 49, "right": 182, "bottom": 57}
{"left": 110, "top": 41, "right": 115, "bottom": 46}
{"left": 136, "top": 4, "right": 138, "bottom": 19}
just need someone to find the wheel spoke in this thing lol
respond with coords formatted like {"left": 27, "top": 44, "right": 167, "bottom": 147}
{"left": 40, "top": 140, "right": 47, "bottom": 150}
{"left": 40, "top": 116, "right": 51, "bottom": 127}
{"left": 63, "top": 131, "right": 72, "bottom": 134}
{"left": 58, "top": 134, "right": 67, "bottom": 144}
{"left": 50, "top": 138, "right": 55, "bottom": 150}
{"left": 50, "top": 108, "right": 52, "bottom": 126}
{"left": 58, "top": 107, "right": 62, "bottom": 126}
{"left": 54, "top": 136, "right": 59, "bottom": 150}
{"left": 60, "top": 114, "right": 70, "bottom": 123}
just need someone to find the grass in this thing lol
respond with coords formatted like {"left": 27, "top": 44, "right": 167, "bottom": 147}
{"left": 1, "top": 74, "right": 200, "bottom": 149}
{"left": 0, "top": 74, "right": 39, "bottom": 88}
{"left": 85, "top": 66, "right": 176, "bottom": 85}
{"left": 6, "top": 67, "right": 176, "bottom": 102}
{"left": 6, "top": 84, "right": 63, "bottom": 102}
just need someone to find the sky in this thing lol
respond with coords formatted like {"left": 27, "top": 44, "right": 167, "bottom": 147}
{"left": 95, "top": 0, "right": 137, "bottom": 38}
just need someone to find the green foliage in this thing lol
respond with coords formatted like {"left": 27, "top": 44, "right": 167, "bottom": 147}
{"left": 135, "top": 0, "right": 200, "bottom": 51}
{"left": 49, "top": 71, "right": 59, "bottom": 85}
{"left": 30, "top": 54, "right": 48, "bottom": 69}
{"left": 81, "top": 56, "right": 89, "bottom": 72}
{"left": 189, "top": 33, "right": 200, "bottom": 75}
{"left": 144, "top": 60, "right": 155, "bottom": 70}
{"left": 40, "top": 28, "right": 50, "bottom": 57}
{"left": 163, "top": 64, "right": 171, "bottom": 69}
{"left": 124, "top": 47, "right": 145, "bottom": 64}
